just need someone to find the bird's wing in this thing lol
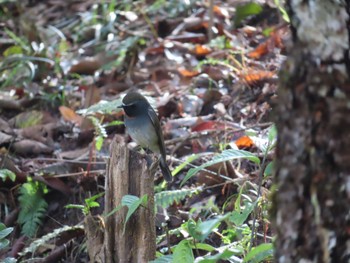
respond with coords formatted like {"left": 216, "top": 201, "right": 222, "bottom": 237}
{"left": 147, "top": 107, "right": 167, "bottom": 158}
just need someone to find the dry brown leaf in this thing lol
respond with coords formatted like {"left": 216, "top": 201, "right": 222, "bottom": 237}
{"left": 12, "top": 139, "right": 53, "bottom": 155}
{"left": 59, "top": 106, "right": 83, "bottom": 125}
{"left": 68, "top": 57, "right": 102, "bottom": 75}
{"left": 240, "top": 70, "right": 275, "bottom": 85}
{"left": 247, "top": 31, "right": 283, "bottom": 59}
{"left": 235, "top": 135, "right": 254, "bottom": 148}
{"left": 213, "top": 5, "right": 230, "bottom": 19}
{"left": 193, "top": 44, "right": 212, "bottom": 56}
{"left": 178, "top": 67, "right": 200, "bottom": 77}
{"left": 18, "top": 124, "right": 56, "bottom": 146}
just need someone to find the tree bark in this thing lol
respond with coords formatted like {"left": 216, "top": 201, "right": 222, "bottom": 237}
{"left": 272, "top": 1, "right": 350, "bottom": 262}
{"left": 104, "top": 135, "right": 156, "bottom": 263}
{"left": 85, "top": 136, "right": 156, "bottom": 263}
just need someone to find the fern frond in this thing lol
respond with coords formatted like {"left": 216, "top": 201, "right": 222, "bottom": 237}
{"left": 19, "top": 224, "right": 84, "bottom": 256}
{"left": 155, "top": 187, "right": 202, "bottom": 209}
{"left": 18, "top": 180, "right": 48, "bottom": 237}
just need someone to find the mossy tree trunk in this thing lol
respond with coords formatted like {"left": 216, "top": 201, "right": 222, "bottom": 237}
{"left": 272, "top": 1, "right": 350, "bottom": 262}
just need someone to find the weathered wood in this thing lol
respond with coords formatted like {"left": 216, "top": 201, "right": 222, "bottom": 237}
{"left": 85, "top": 214, "right": 105, "bottom": 263}
{"left": 104, "top": 135, "right": 156, "bottom": 263}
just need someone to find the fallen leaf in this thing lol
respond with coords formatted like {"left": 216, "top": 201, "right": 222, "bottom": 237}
{"left": 191, "top": 121, "right": 226, "bottom": 132}
{"left": 240, "top": 70, "right": 275, "bottom": 85}
{"left": 178, "top": 67, "right": 200, "bottom": 77}
{"left": 193, "top": 44, "right": 212, "bottom": 56}
{"left": 247, "top": 31, "right": 283, "bottom": 59}
{"left": 0, "top": 131, "right": 12, "bottom": 145}
{"left": 10, "top": 110, "right": 47, "bottom": 128}
{"left": 235, "top": 135, "right": 254, "bottom": 148}
{"left": 59, "top": 106, "right": 83, "bottom": 125}
{"left": 68, "top": 56, "right": 103, "bottom": 75}
{"left": 12, "top": 139, "right": 53, "bottom": 155}
{"left": 213, "top": 5, "right": 230, "bottom": 19}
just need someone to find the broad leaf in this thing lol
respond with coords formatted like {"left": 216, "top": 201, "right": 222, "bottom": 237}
{"left": 0, "top": 223, "right": 13, "bottom": 239}
{"left": 121, "top": 194, "right": 148, "bottom": 233}
{"left": 243, "top": 243, "right": 274, "bottom": 263}
{"left": 172, "top": 240, "right": 194, "bottom": 263}
{"left": 230, "top": 200, "right": 257, "bottom": 226}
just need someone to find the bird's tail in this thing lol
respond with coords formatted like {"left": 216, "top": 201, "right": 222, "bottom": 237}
{"left": 159, "top": 157, "right": 172, "bottom": 182}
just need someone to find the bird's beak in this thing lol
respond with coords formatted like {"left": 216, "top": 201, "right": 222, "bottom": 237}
{"left": 118, "top": 105, "right": 123, "bottom": 109}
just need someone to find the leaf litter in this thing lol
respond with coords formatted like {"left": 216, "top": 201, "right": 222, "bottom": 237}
{"left": 0, "top": 0, "right": 287, "bottom": 261}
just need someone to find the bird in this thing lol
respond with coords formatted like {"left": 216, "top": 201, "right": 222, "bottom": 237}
{"left": 119, "top": 91, "right": 172, "bottom": 182}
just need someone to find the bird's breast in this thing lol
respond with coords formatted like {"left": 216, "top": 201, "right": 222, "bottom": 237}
{"left": 125, "top": 117, "right": 160, "bottom": 153}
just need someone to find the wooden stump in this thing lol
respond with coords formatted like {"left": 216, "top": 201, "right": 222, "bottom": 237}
{"left": 103, "top": 135, "right": 156, "bottom": 263}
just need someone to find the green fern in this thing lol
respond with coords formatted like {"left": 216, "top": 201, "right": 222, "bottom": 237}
{"left": 18, "top": 179, "right": 48, "bottom": 237}
{"left": 19, "top": 224, "right": 84, "bottom": 256}
{"left": 77, "top": 98, "right": 122, "bottom": 116}
{"left": 155, "top": 187, "right": 201, "bottom": 209}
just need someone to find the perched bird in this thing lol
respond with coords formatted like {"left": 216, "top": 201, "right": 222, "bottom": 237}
{"left": 119, "top": 91, "right": 172, "bottom": 182}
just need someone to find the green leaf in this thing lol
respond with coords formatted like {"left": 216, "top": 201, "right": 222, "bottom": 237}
{"left": 243, "top": 243, "right": 274, "bottom": 263}
{"left": 104, "top": 120, "right": 124, "bottom": 127}
{"left": 196, "top": 215, "right": 229, "bottom": 242}
{"left": 13, "top": 111, "right": 44, "bottom": 128}
{"left": 190, "top": 242, "right": 215, "bottom": 252}
{"left": 105, "top": 204, "right": 122, "bottom": 218}
{"left": 121, "top": 194, "right": 148, "bottom": 233}
{"left": 58, "top": 39, "right": 69, "bottom": 53}
{"left": 0, "top": 223, "right": 14, "bottom": 239}
{"left": 229, "top": 200, "right": 257, "bottom": 226}
{"left": 172, "top": 240, "right": 194, "bottom": 263}
{"left": 0, "top": 169, "right": 16, "bottom": 182}
{"left": 95, "top": 136, "right": 104, "bottom": 151}
{"left": 268, "top": 125, "right": 277, "bottom": 143}
{"left": 87, "top": 201, "right": 100, "bottom": 208}
{"left": 78, "top": 99, "right": 123, "bottom": 115}
{"left": 171, "top": 154, "right": 200, "bottom": 176}
{"left": 155, "top": 188, "right": 201, "bottom": 209}
{"left": 197, "top": 249, "right": 237, "bottom": 263}
{"left": 181, "top": 149, "right": 259, "bottom": 187}
{"left": 274, "top": 0, "right": 290, "bottom": 23}
{"left": 3, "top": 45, "right": 23, "bottom": 57}
{"left": 18, "top": 181, "right": 48, "bottom": 237}
{"left": 264, "top": 161, "right": 275, "bottom": 177}
{"left": 4, "top": 28, "right": 30, "bottom": 52}
{"left": 0, "top": 239, "right": 10, "bottom": 250}
{"left": 234, "top": 3, "right": 263, "bottom": 27}
{"left": 0, "top": 223, "right": 13, "bottom": 250}
{"left": 187, "top": 218, "right": 202, "bottom": 240}
{"left": 85, "top": 192, "right": 104, "bottom": 205}
{"left": 234, "top": 184, "right": 245, "bottom": 212}
{"left": 149, "top": 254, "right": 173, "bottom": 263}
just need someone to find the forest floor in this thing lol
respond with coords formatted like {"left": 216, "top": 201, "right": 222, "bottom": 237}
{"left": 0, "top": 1, "right": 289, "bottom": 262}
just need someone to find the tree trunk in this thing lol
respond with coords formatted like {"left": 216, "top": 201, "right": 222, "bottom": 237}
{"left": 272, "top": 1, "right": 350, "bottom": 262}
{"left": 85, "top": 136, "right": 156, "bottom": 263}
{"left": 104, "top": 136, "right": 156, "bottom": 263}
